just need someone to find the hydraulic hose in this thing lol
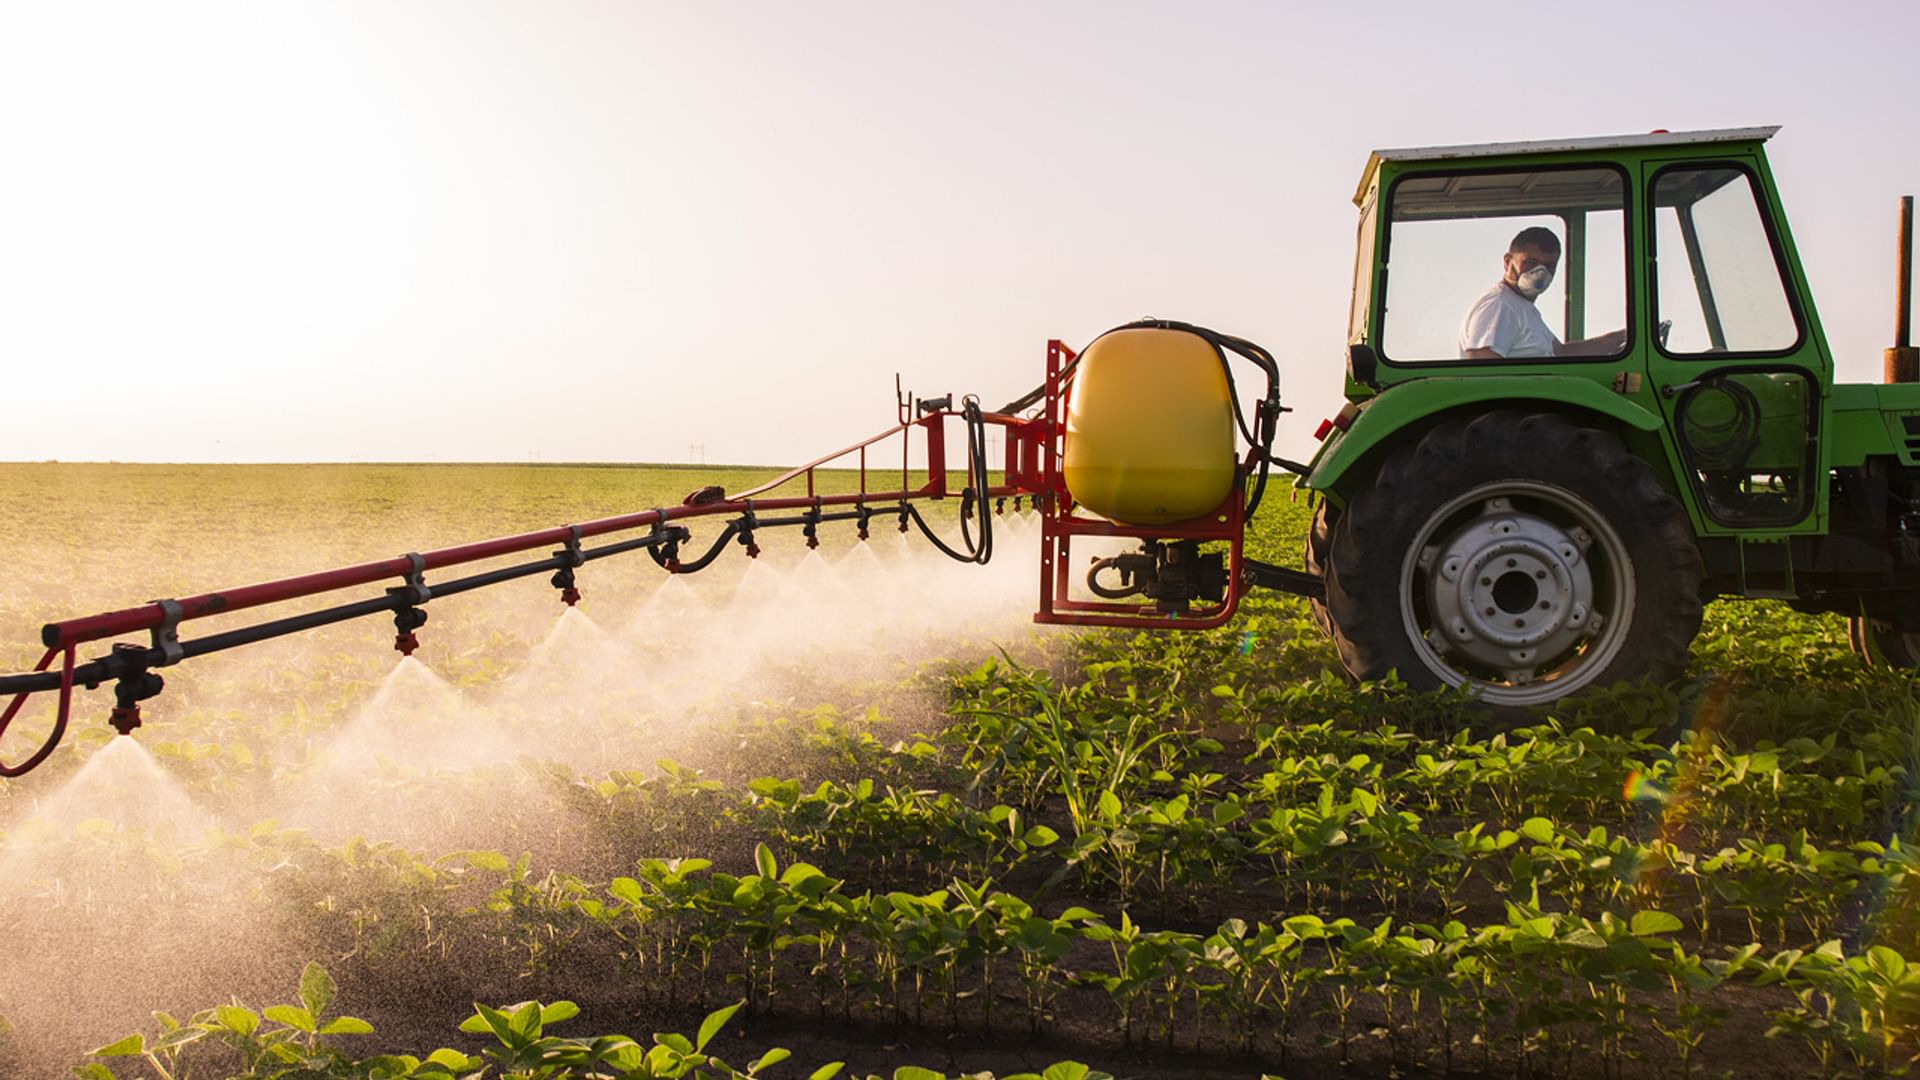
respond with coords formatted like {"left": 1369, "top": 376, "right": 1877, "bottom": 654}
{"left": 905, "top": 397, "right": 994, "bottom": 565}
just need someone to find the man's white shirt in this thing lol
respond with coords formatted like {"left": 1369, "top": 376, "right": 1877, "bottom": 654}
{"left": 1459, "top": 282, "right": 1557, "bottom": 358}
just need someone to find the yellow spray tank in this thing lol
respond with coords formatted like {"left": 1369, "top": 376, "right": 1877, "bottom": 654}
{"left": 1062, "top": 326, "right": 1238, "bottom": 525}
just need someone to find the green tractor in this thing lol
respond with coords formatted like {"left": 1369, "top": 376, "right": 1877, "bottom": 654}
{"left": 1299, "top": 125, "right": 1920, "bottom": 708}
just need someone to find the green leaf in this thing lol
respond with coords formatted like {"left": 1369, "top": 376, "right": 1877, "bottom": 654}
{"left": 215, "top": 1004, "right": 259, "bottom": 1037}
{"left": 1024, "top": 825, "right": 1060, "bottom": 847}
{"left": 540, "top": 1001, "right": 580, "bottom": 1025}
{"left": 1043, "top": 1064, "right": 1092, "bottom": 1080}
{"left": 1096, "top": 790, "right": 1122, "bottom": 820}
{"left": 656, "top": 1032, "right": 695, "bottom": 1055}
{"left": 808, "top": 1064, "right": 847, "bottom": 1080}
{"left": 1520, "top": 817, "right": 1556, "bottom": 844}
{"left": 299, "top": 961, "right": 336, "bottom": 1019}
{"left": 893, "top": 1068, "right": 946, "bottom": 1080}
{"left": 318, "top": 1016, "right": 374, "bottom": 1036}
{"left": 465, "top": 850, "right": 510, "bottom": 873}
{"left": 506, "top": 1001, "right": 543, "bottom": 1042}
{"left": 461, "top": 1003, "right": 515, "bottom": 1043}
{"left": 1868, "top": 945, "right": 1907, "bottom": 980}
{"left": 696, "top": 1001, "right": 742, "bottom": 1052}
{"left": 72, "top": 1064, "right": 116, "bottom": 1080}
{"left": 1630, "top": 910, "right": 1684, "bottom": 937}
{"left": 91, "top": 1035, "right": 145, "bottom": 1058}
{"left": 750, "top": 1048, "right": 793, "bottom": 1071}
{"left": 264, "top": 1005, "right": 316, "bottom": 1034}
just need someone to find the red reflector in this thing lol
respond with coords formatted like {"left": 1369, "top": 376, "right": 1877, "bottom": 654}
{"left": 1314, "top": 419, "right": 1334, "bottom": 440}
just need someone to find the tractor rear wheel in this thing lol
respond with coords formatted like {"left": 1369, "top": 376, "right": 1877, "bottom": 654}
{"left": 1847, "top": 615, "right": 1920, "bottom": 668}
{"left": 1323, "top": 411, "right": 1703, "bottom": 712}
{"left": 1304, "top": 502, "right": 1335, "bottom": 638}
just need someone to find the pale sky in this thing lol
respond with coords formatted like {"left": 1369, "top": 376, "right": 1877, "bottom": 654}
{"left": 5, "top": 1, "right": 1918, "bottom": 465}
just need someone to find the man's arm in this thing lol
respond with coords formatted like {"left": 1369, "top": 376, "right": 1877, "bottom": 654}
{"left": 1462, "top": 347, "right": 1501, "bottom": 360}
{"left": 1554, "top": 328, "right": 1630, "bottom": 357}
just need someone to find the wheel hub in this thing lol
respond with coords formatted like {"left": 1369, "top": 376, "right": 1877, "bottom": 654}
{"left": 1421, "top": 498, "right": 1599, "bottom": 682}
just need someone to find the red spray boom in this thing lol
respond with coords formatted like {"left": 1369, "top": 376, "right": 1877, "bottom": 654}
{"left": 0, "top": 325, "right": 1314, "bottom": 776}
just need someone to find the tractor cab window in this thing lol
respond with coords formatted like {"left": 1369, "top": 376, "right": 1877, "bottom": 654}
{"left": 1380, "top": 166, "right": 1628, "bottom": 363}
{"left": 1650, "top": 167, "right": 1801, "bottom": 355}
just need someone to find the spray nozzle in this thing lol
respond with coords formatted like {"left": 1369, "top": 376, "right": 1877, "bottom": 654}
{"left": 552, "top": 528, "right": 585, "bottom": 605}
{"left": 107, "top": 645, "right": 163, "bottom": 736}
{"left": 803, "top": 500, "right": 822, "bottom": 550}
{"left": 550, "top": 565, "right": 581, "bottom": 606}
{"left": 856, "top": 505, "right": 872, "bottom": 541}
{"left": 995, "top": 497, "right": 1005, "bottom": 516}
{"left": 393, "top": 605, "right": 429, "bottom": 656}
{"left": 897, "top": 506, "right": 910, "bottom": 534}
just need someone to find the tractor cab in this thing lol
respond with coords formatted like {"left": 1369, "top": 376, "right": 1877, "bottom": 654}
{"left": 1322, "top": 126, "right": 1830, "bottom": 536}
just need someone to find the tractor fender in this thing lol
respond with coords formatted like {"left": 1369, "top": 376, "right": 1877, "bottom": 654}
{"left": 1304, "top": 375, "right": 1665, "bottom": 500}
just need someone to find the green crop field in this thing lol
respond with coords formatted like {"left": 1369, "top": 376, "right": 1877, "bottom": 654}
{"left": 0, "top": 463, "right": 1916, "bottom": 1080}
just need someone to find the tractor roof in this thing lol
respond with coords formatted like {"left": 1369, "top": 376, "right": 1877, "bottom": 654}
{"left": 1354, "top": 125, "right": 1780, "bottom": 205}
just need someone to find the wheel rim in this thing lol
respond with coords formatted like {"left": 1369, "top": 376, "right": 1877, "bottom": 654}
{"left": 1398, "top": 480, "right": 1635, "bottom": 707}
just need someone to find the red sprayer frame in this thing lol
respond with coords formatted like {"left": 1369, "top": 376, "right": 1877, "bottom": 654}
{"left": 1026, "top": 340, "right": 1252, "bottom": 631}
{"left": 0, "top": 332, "right": 1306, "bottom": 776}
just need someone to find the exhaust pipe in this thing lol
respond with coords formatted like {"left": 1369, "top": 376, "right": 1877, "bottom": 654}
{"left": 1887, "top": 195, "right": 1916, "bottom": 383}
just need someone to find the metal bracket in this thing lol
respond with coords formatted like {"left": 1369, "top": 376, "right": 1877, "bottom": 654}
{"left": 390, "top": 553, "right": 432, "bottom": 605}
{"left": 149, "top": 598, "right": 185, "bottom": 667}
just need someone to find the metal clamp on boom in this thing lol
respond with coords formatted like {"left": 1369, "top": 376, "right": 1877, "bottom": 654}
{"left": 150, "top": 598, "right": 185, "bottom": 667}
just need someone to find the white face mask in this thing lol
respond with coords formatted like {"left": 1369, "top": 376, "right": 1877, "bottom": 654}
{"left": 1514, "top": 264, "right": 1555, "bottom": 299}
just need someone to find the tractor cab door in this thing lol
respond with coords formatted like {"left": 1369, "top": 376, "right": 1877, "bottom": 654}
{"left": 1641, "top": 161, "right": 1824, "bottom": 530}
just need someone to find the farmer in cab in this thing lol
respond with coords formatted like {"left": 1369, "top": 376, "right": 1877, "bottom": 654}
{"left": 1459, "top": 226, "right": 1629, "bottom": 359}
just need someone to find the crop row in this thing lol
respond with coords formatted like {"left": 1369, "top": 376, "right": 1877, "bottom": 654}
{"left": 83, "top": 962, "right": 1113, "bottom": 1080}
{"left": 36, "top": 818, "right": 1916, "bottom": 1078}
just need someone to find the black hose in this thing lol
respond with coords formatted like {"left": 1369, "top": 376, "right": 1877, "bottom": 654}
{"left": 908, "top": 397, "right": 994, "bottom": 565}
